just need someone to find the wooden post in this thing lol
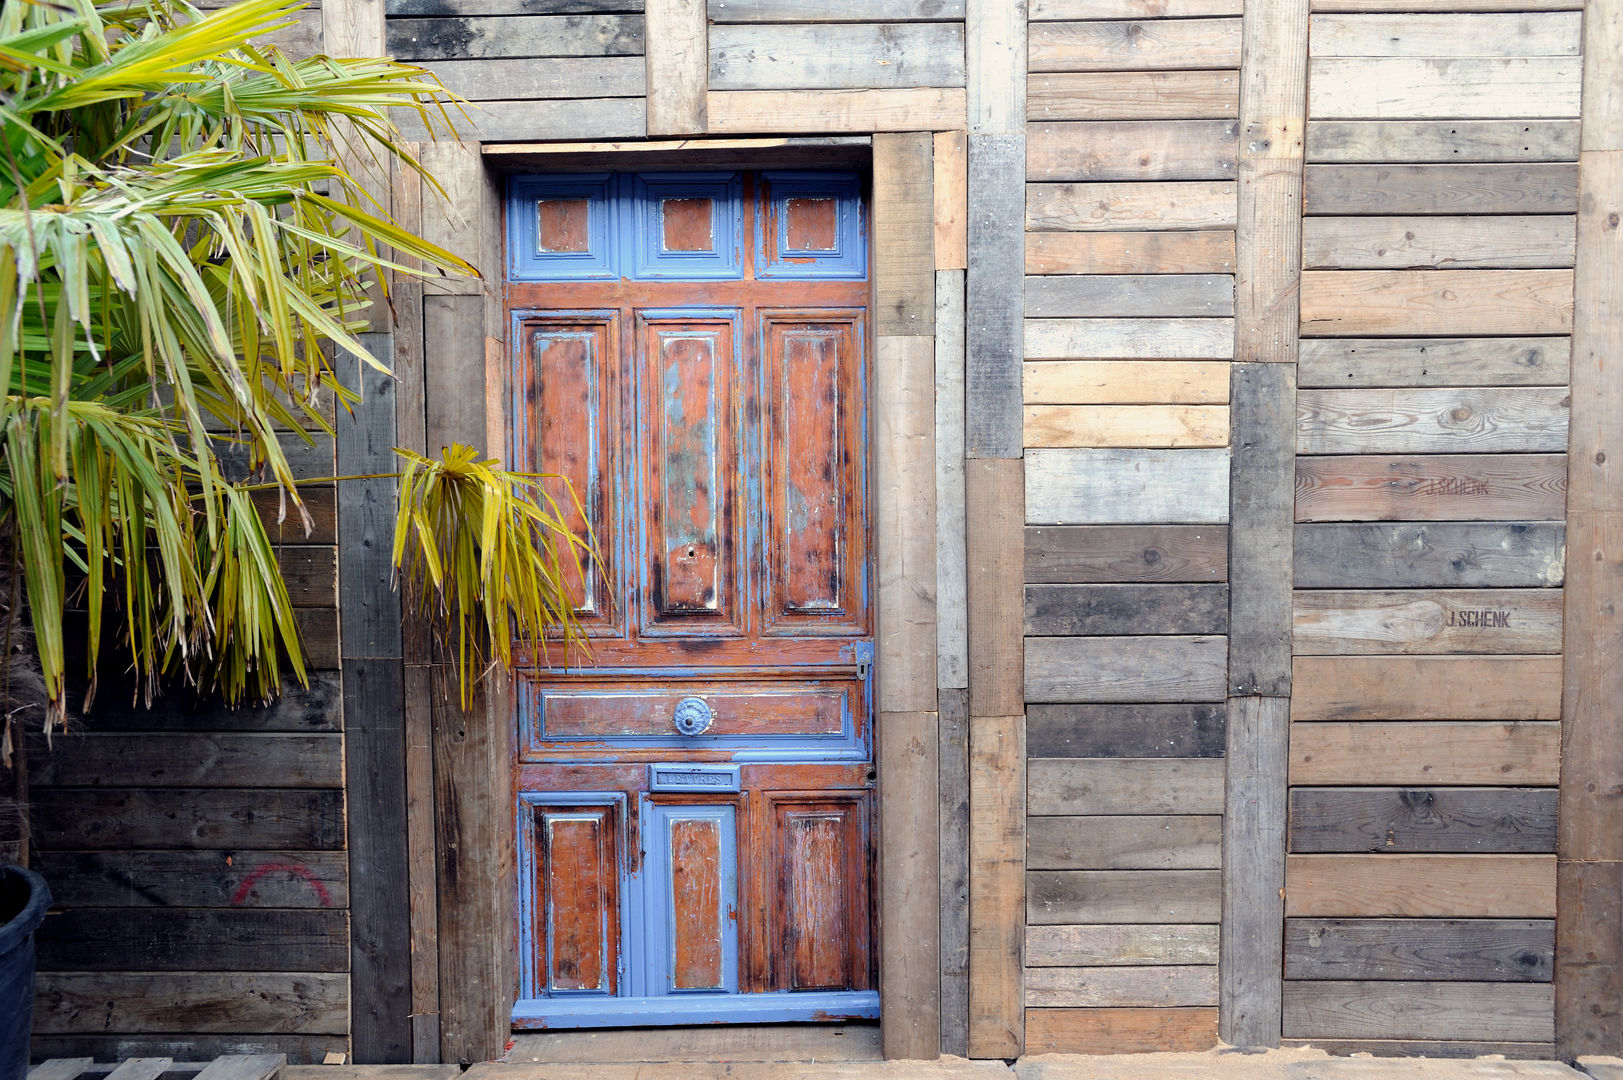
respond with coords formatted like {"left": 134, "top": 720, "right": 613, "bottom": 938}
{"left": 644, "top": 0, "right": 707, "bottom": 136}
{"left": 1556, "top": 0, "right": 1623, "bottom": 1056}
{"left": 1221, "top": 0, "right": 1307, "bottom": 1048}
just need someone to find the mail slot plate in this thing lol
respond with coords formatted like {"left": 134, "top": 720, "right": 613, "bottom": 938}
{"left": 649, "top": 764, "right": 742, "bottom": 793}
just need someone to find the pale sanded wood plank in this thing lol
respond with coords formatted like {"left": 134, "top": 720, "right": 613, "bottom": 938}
{"left": 1028, "top": 758, "right": 1227, "bottom": 815}
{"left": 1032, "top": 0, "right": 1239, "bottom": 14}
{"left": 1027, "top": 924, "right": 1220, "bottom": 965}
{"left": 873, "top": 134, "right": 936, "bottom": 336}
{"left": 708, "top": 22, "right": 965, "bottom": 91}
{"left": 1025, "top": 361, "right": 1230, "bottom": 405}
{"left": 1026, "top": 965, "right": 1218, "bottom": 1007}
{"left": 936, "top": 273, "right": 968, "bottom": 688}
{"left": 1028, "top": 182, "right": 1238, "bottom": 232}
{"left": 1025, "top": 275, "right": 1234, "bottom": 318}
{"left": 1306, "top": 119, "right": 1580, "bottom": 163}
{"left": 708, "top": 0, "right": 964, "bottom": 17}
{"left": 1028, "top": 71, "right": 1238, "bottom": 122}
{"left": 969, "top": 714, "right": 1025, "bottom": 1057}
{"left": 1026, "top": 636, "right": 1228, "bottom": 703}
{"left": 1293, "top": 588, "right": 1564, "bottom": 655}
{"left": 191, "top": 1055, "right": 289, "bottom": 1080}
{"left": 1291, "top": 655, "right": 1564, "bottom": 721}
{"left": 1290, "top": 721, "right": 1561, "bottom": 786}
{"left": 1025, "top": 404, "right": 1229, "bottom": 448}
{"left": 28, "top": 1061, "right": 95, "bottom": 1080}
{"left": 874, "top": 337, "right": 937, "bottom": 713}
{"left": 1294, "top": 454, "right": 1570, "bottom": 523}
{"left": 1308, "top": 57, "right": 1581, "bottom": 119}
{"left": 705, "top": 88, "right": 967, "bottom": 133}
{"left": 1312, "top": 0, "right": 1579, "bottom": 11}
{"left": 1298, "top": 337, "right": 1571, "bottom": 388}
{"left": 422, "top": 57, "right": 645, "bottom": 101}
{"left": 1285, "top": 854, "right": 1557, "bottom": 917}
{"left": 1025, "top": 318, "right": 1235, "bottom": 360}
{"left": 1030, "top": 19, "right": 1242, "bottom": 72}
{"left": 103, "top": 1062, "right": 174, "bottom": 1080}
{"left": 966, "top": 134, "right": 1026, "bottom": 456}
{"left": 1300, "top": 270, "right": 1574, "bottom": 337}
{"left": 967, "top": 0, "right": 1024, "bottom": 135}
{"left": 1308, "top": 12, "right": 1580, "bottom": 56}
{"left": 1027, "top": 447, "right": 1231, "bottom": 524}
{"left": 1026, "top": 231, "right": 1236, "bottom": 275}
{"left": 1303, "top": 215, "right": 1576, "bottom": 270}
{"left": 1027, "top": 120, "right": 1238, "bottom": 182}
{"left": 645, "top": 0, "right": 706, "bottom": 135}
{"left": 1027, "top": 817, "right": 1222, "bottom": 870}
{"left": 1283, "top": 981, "right": 1554, "bottom": 1042}
{"left": 934, "top": 132, "right": 968, "bottom": 270}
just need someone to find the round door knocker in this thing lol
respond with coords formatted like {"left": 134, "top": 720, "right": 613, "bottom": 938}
{"left": 672, "top": 696, "right": 714, "bottom": 737}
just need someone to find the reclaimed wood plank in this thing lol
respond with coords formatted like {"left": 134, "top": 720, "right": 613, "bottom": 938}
{"left": 253, "top": 485, "right": 336, "bottom": 546}
{"left": 1026, "top": 702, "right": 1227, "bottom": 758}
{"left": 1304, "top": 164, "right": 1579, "bottom": 216}
{"left": 934, "top": 133, "right": 968, "bottom": 270}
{"left": 1029, "top": 19, "right": 1242, "bottom": 72}
{"left": 1027, "top": 121, "right": 1238, "bottom": 182}
{"left": 1285, "top": 918, "right": 1554, "bottom": 982}
{"left": 1025, "top": 275, "right": 1234, "bottom": 318}
{"left": 190, "top": 1055, "right": 288, "bottom": 1080}
{"left": 1025, "top": 361, "right": 1230, "bottom": 405}
{"left": 1303, "top": 216, "right": 1576, "bottom": 270}
{"left": 1283, "top": 981, "right": 1554, "bottom": 1041}
{"left": 1293, "top": 588, "right": 1564, "bottom": 655}
{"left": 1024, "top": 404, "right": 1230, "bottom": 448}
{"left": 966, "top": 134, "right": 1025, "bottom": 457}
{"left": 75, "top": 670, "right": 342, "bottom": 732}
{"left": 1026, "top": 964, "right": 1218, "bottom": 1007}
{"left": 1032, "top": 0, "right": 1240, "bottom": 14}
{"left": 1025, "top": 636, "right": 1229, "bottom": 702}
{"left": 1311, "top": 0, "right": 1580, "bottom": 11}
{"left": 35, "top": 974, "right": 344, "bottom": 1034}
{"left": 878, "top": 709, "right": 941, "bottom": 1059}
{"left": 1294, "top": 454, "right": 1569, "bottom": 522}
{"left": 102, "top": 1063, "right": 172, "bottom": 1080}
{"left": 1024, "top": 1007, "right": 1219, "bottom": 1053}
{"left": 1300, "top": 270, "right": 1574, "bottom": 337}
{"left": 1298, "top": 337, "right": 1571, "bottom": 388}
{"left": 709, "top": 0, "right": 964, "bottom": 18}
{"left": 875, "top": 360, "right": 939, "bottom": 713}
{"left": 708, "top": 23, "right": 965, "bottom": 90}
{"left": 1028, "top": 869, "right": 1222, "bottom": 924}
{"left": 1308, "top": 12, "right": 1580, "bottom": 56}
{"left": 1280, "top": 1038, "right": 1558, "bottom": 1057}
{"left": 387, "top": 0, "right": 644, "bottom": 11}
{"left": 1222, "top": 695, "right": 1291, "bottom": 1045}
{"left": 384, "top": 13, "right": 643, "bottom": 58}
{"left": 704, "top": 88, "right": 967, "bottom": 133}
{"left": 1307, "top": 119, "right": 1580, "bottom": 163}
{"left": 1028, "top": 448, "right": 1231, "bottom": 524}
{"left": 1289, "top": 787, "right": 1559, "bottom": 853}
{"left": 936, "top": 273, "right": 968, "bottom": 689}
{"left": 939, "top": 688, "right": 970, "bottom": 1056}
{"left": 1284, "top": 853, "right": 1557, "bottom": 916}
{"left": 1025, "top": 318, "right": 1234, "bottom": 359}
{"left": 967, "top": 0, "right": 1025, "bottom": 136}
{"left": 1025, "top": 524, "right": 1228, "bottom": 583}
{"left": 28, "top": 1039, "right": 341, "bottom": 1063}
{"left": 36, "top": 909, "right": 349, "bottom": 971}
{"left": 1028, "top": 182, "right": 1238, "bottom": 232}
{"left": 1291, "top": 655, "right": 1564, "bottom": 721}
{"left": 1027, "top": 815, "right": 1222, "bottom": 870}
{"left": 1297, "top": 387, "right": 1570, "bottom": 455}
{"left": 1228, "top": 363, "right": 1298, "bottom": 700}
{"left": 31, "top": 788, "right": 345, "bottom": 850}
{"left": 1028, "top": 71, "right": 1238, "bottom": 122}
{"left": 1027, "top": 924, "right": 1220, "bottom": 966}
{"left": 1308, "top": 58, "right": 1581, "bottom": 120}
{"left": 421, "top": 56, "right": 645, "bottom": 100}
{"left": 645, "top": 0, "right": 707, "bottom": 134}
{"left": 30, "top": 850, "right": 348, "bottom": 908}
{"left": 27, "top": 1061, "right": 94, "bottom": 1080}
{"left": 967, "top": 460, "right": 1025, "bottom": 714}
{"left": 1025, "top": 583, "right": 1229, "bottom": 636}
{"left": 969, "top": 713, "right": 1025, "bottom": 1057}
{"left": 396, "top": 97, "right": 646, "bottom": 141}
{"left": 1290, "top": 721, "right": 1562, "bottom": 786}
{"left": 1028, "top": 758, "right": 1227, "bottom": 814}
{"left": 29, "top": 733, "right": 342, "bottom": 788}
{"left": 1026, "top": 231, "right": 1237, "bottom": 275}
{"left": 873, "top": 134, "right": 935, "bottom": 336}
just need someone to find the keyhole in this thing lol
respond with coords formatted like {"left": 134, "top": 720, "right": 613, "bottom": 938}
{"left": 687, "top": 546, "right": 696, "bottom": 558}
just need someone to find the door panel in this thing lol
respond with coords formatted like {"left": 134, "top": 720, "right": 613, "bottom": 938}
{"left": 646, "top": 802, "right": 740, "bottom": 994}
{"left": 520, "top": 799, "right": 623, "bottom": 998}
{"left": 771, "top": 794, "right": 871, "bottom": 992}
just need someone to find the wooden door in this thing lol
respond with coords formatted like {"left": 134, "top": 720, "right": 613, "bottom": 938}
{"left": 506, "top": 170, "right": 876, "bottom": 1028}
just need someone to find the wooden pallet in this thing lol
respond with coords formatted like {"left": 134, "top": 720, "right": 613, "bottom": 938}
{"left": 30, "top": 1056, "right": 287, "bottom": 1080}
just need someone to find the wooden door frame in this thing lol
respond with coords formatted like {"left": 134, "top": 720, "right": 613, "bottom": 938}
{"left": 406, "top": 135, "right": 951, "bottom": 1063}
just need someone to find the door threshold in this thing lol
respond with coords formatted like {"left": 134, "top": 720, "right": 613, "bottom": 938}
{"left": 504, "top": 1021, "right": 882, "bottom": 1063}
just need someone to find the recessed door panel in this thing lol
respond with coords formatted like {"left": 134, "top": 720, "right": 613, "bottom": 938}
{"left": 645, "top": 802, "right": 739, "bottom": 995}
{"left": 770, "top": 794, "right": 871, "bottom": 992}
{"left": 520, "top": 799, "right": 623, "bottom": 998}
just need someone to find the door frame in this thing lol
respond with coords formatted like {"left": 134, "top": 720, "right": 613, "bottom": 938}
{"left": 412, "top": 135, "right": 947, "bottom": 1062}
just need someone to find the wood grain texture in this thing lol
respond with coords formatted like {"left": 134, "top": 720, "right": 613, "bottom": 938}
{"left": 396, "top": 97, "right": 647, "bottom": 143}
{"left": 1025, "top": 404, "right": 1230, "bottom": 448}
{"left": 878, "top": 710, "right": 941, "bottom": 1059}
{"left": 1028, "top": 448, "right": 1231, "bottom": 525}
{"left": 1028, "top": 869, "right": 1222, "bottom": 924}
{"left": 1025, "top": 318, "right": 1235, "bottom": 360}
{"left": 1024, "top": 1007, "right": 1219, "bottom": 1053}
{"left": 1282, "top": 981, "right": 1554, "bottom": 1042}
{"left": 1311, "top": 0, "right": 1582, "bottom": 13}
{"left": 1303, "top": 216, "right": 1576, "bottom": 270}
{"left": 1299, "top": 270, "right": 1574, "bottom": 337}
{"left": 645, "top": 0, "right": 706, "bottom": 134}
{"left": 1024, "top": 360, "right": 1231, "bottom": 405}
{"left": 1032, "top": 0, "right": 1239, "bottom": 14}
{"left": 1229, "top": 372, "right": 1298, "bottom": 700}
{"left": 72, "top": 669, "right": 342, "bottom": 732}
{"left": 1292, "top": 588, "right": 1564, "bottom": 655}
{"left": 1284, "top": 918, "right": 1554, "bottom": 982}
{"left": 967, "top": 459, "right": 1025, "bottom": 715}
{"left": 1025, "top": 636, "right": 1229, "bottom": 703}
{"left": 1025, "top": 964, "right": 1218, "bottom": 1007}
{"left": 1027, "top": 923, "right": 1220, "bottom": 965}
{"left": 1026, "top": 231, "right": 1237, "bottom": 275}
{"left": 385, "top": 14, "right": 643, "bottom": 59}
{"left": 873, "top": 134, "right": 936, "bottom": 336}
{"left": 1290, "top": 721, "right": 1562, "bottom": 786}
{"left": 1284, "top": 854, "right": 1557, "bottom": 916}
{"left": 936, "top": 273, "right": 968, "bottom": 689}
{"left": 1290, "top": 655, "right": 1564, "bottom": 721}
{"left": 967, "top": 0, "right": 1025, "bottom": 135}
{"left": 31, "top": 788, "right": 344, "bottom": 850}
{"left": 1027, "top": 121, "right": 1239, "bottom": 182}
{"left": 1025, "top": 525, "right": 1229, "bottom": 584}
{"left": 28, "top": 1041, "right": 342, "bottom": 1065}
{"left": 704, "top": 88, "right": 968, "bottom": 133}
{"left": 34, "top": 973, "right": 347, "bottom": 1035}
{"left": 1289, "top": 787, "right": 1558, "bottom": 853}
{"left": 969, "top": 714, "right": 1025, "bottom": 1058}
{"left": 875, "top": 336, "right": 938, "bottom": 714}
{"left": 1028, "top": 71, "right": 1238, "bottom": 122}
{"left": 1306, "top": 119, "right": 1581, "bottom": 163}
{"left": 1298, "top": 337, "right": 1571, "bottom": 388}
{"left": 1307, "top": 12, "right": 1580, "bottom": 56}
{"left": 709, "top": 0, "right": 964, "bottom": 18}
{"left": 1025, "top": 275, "right": 1234, "bottom": 318}
{"left": 1026, "top": 583, "right": 1229, "bottom": 636}
{"left": 967, "top": 134, "right": 1025, "bottom": 456}
{"left": 35, "top": 909, "right": 348, "bottom": 971}
{"left": 1304, "top": 164, "right": 1580, "bottom": 216}
{"left": 935, "top": 133, "right": 968, "bottom": 270}
{"left": 1297, "top": 387, "right": 1570, "bottom": 455}
{"left": 940, "top": 689, "right": 970, "bottom": 1056}
{"left": 31, "top": 850, "right": 348, "bottom": 908}
{"left": 1029, "top": 19, "right": 1242, "bottom": 72}
{"left": 421, "top": 56, "right": 645, "bottom": 100}
{"left": 708, "top": 22, "right": 966, "bottom": 91}
{"left": 1028, "top": 182, "right": 1238, "bottom": 232}
{"left": 1294, "top": 454, "right": 1569, "bottom": 522}
{"left": 1027, "top": 815, "right": 1222, "bottom": 870}
{"left": 29, "top": 733, "right": 342, "bottom": 788}
{"left": 1308, "top": 57, "right": 1581, "bottom": 120}
{"left": 1028, "top": 758, "right": 1227, "bottom": 815}
{"left": 1026, "top": 702, "right": 1227, "bottom": 758}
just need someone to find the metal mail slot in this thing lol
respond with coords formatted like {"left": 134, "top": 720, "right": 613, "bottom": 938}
{"left": 648, "top": 763, "right": 742, "bottom": 793}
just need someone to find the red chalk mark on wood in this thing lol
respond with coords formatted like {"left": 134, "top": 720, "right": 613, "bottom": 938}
{"left": 231, "top": 860, "right": 333, "bottom": 907}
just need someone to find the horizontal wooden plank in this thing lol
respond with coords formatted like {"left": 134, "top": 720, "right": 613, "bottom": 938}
{"left": 253, "top": 485, "right": 336, "bottom": 546}
{"left": 1027, "top": 702, "right": 1227, "bottom": 758}
{"left": 30, "top": 734, "right": 344, "bottom": 789}
{"left": 1028, "top": 121, "right": 1238, "bottom": 183}
{"left": 705, "top": 88, "right": 966, "bottom": 133}
{"left": 1290, "top": 721, "right": 1561, "bottom": 786}
{"left": 1029, "top": 19, "right": 1242, "bottom": 72}
{"left": 276, "top": 546, "right": 337, "bottom": 608}
{"left": 1300, "top": 270, "right": 1574, "bottom": 337}
{"left": 1308, "top": 13, "right": 1581, "bottom": 56}
{"left": 1028, "top": 71, "right": 1238, "bottom": 122}
{"left": 1028, "top": 758, "right": 1227, "bottom": 815}
{"left": 1292, "top": 588, "right": 1563, "bottom": 655}
{"left": 1027, "top": 924, "right": 1220, "bottom": 966}
{"left": 1282, "top": 980, "right": 1554, "bottom": 1041}
{"left": 1294, "top": 454, "right": 1569, "bottom": 522}
{"left": 1311, "top": 0, "right": 1580, "bottom": 12}
{"left": 1026, "top": 275, "right": 1234, "bottom": 318}
{"left": 1289, "top": 787, "right": 1558, "bottom": 853}
{"left": 708, "top": 22, "right": 965, "bottom": 90}
{"left": 1290, "top": 655, "right": 1563, "bottom": 721}
{"left": 1303, "top": 216, "right": 1576, "bottom": 270}
{"left": 1029, "top": 869, "right": 1222, "bottom": 924}
{"left": 28, "top": 1037, "right": 346, "bottom": 1066}
{"left": 1304, "top": 164, "right": 1579, "bottom": 216}
{"left": 1025, "top": 525, "right": 1229, "bottom": 584}
{"left": 1308, "top": 57, "right": 1581, "bottom": 119}
{"left": 1025, "top": 636, "right": 1230, "bottom": 703}
{"left": 1028, "top": 182, "right": 1239, "bottom": 232}
{"left": 1284, "top": 853, "right": 1557, "bottom": 916}
{"left": 34, "top": 973, "right": 348, "bottom": 1034}
{"left": 1306, "top": 119, "right": 1580, "bottom": 163}
{"left": 1297, "top": 337, "right": 1571, "bottom": 388}
{"left": 388, "top": 0, "right": 645, "bottom": 12}
{"left": 1025, "top": 404, "right": 1230, "bottom": 448}
{"left": 31, "top": 788, "right": 346, "bottom": 850}
{"left": 30, "top": 850, "right": 349, "bottom": 908}
{"left": 1026, "top": 964, "right": 1218, "bottom": 1007}
{"left": 708, "top": 0, "right": 964, "bottom": 19}
{"left": 1284, "top": 918, "right": 1554, "bottom": 981}
{"left": 1026, "top": 318, "right": 1234, "bottom": 359}
{"left": 1024, "top": 1007, "right": 1219, "bottom": 1054}
{"left": 71, "top": 670, "right": 343, "bottom": 732}
{"left": 1028, "top": 815, "right": 1222, "bottom": 870}
{"left": 1028, "top": 448, "right": 1231, "bottom": 525}
{"left": 1025, "top": 361, "right": 1230, "bottom": 405}
{"left": 293, "top": 608, "right": 339, "bottom": 671}
{"left": 1278, "top": 1038, "right": 1556, "bottom": 1057}
{"left": 36, "top": 909, "right": 350, "bottom": 971}
{"left": 1026, "top": 584, "right": 1229, "bottom": 636}
{"left": 1032, "top": 0, "right": 1240, "bottom": 15}
{"left": 1026, "top": 231, "right": 1237, "bottom": 276}
{"left": 395, "top": 97, "right": 645, "bottom": 140}
{"left": 385, "top": 13, "right": 643, "bottom": 58}
{"left": 419, "top": 56, "right": 645, "bottom": 100}
{"left": 1294, "top": 522, "right": 1566, "bottom": 590}
{"left": 1297, "top": 387, "right": 1569, "bottom": 455}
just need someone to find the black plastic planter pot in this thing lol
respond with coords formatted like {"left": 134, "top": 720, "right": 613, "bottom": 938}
{"left": 0, "top": 864, "right": 48, "bottom": 1080}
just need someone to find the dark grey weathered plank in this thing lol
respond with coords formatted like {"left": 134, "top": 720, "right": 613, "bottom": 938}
{"left": 31, "top": 788, "right": 344, "bottom": 850}
{"left": 939, "top": 687, "right": 970, "bottom": 1056}
{"left": 36, "top": 909, "right": 348, "bottom": 971}
{"left": 1293, "top": 522, "right": 1565, "bottom": 588}
{"left": 30, "top": 850, "right": 348, "bottom": 908}
{"left": 1289, "top": 787, "right": 1558, "bottom": 854}
{"left": 1025, "top": 525, "right": 1228, "bottom": 584}
{"left": 1026, "top": 702, "right": 1227, "bottom": 758}
{"left": 1222, "top": 695, "right": 1290, "bottom": 1048}
{"left": 72, "top": 670, "right": 342, "bottom": 732}
{"left": 1028, "top": 870, "right": 1222, "bottom": 925}
{"left": 28, "top": 734, "right": 342, "bottom": 789}
{"left": 1282, "top": 980, "right": 1554, "bottom": 1042}
{"left": 1025, "top": 584, "right": 1229, "bottom": 636}
{"left": 1304, "top": 164, "right": 1580, "bottom": 216}
{"left": 1284, "top": 919, "right": 1554, "bottom": 982}
{"left": 967, "top": 133, "right": 1025, "bottom": 459}
{"left": 385, "top": 14, "right": 643, "bottom": 60}
{"left": 1298, "top": 337, "right": 1571, "bottom": 389}
{"left": 388, "top": 0, "right": 642, "bottom": 12}
{"left": 1229, "top": 363, "right": 1295, "bottom": 697}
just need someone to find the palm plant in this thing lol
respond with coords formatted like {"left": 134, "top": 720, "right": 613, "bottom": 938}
{"left": 0, "top": 0, "right": 591, "bottom": 733}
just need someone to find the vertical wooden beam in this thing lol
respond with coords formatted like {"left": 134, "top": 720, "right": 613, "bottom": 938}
{"left": 967, "top": 0, "right": 1026, "bottom": 137}
{"left": 939, "top": 687, "right": 971, "bottom": 1057}
{"left": 644, "top": 0, "right": 707, "bottom": 136}
{"left": 1557, "top": 0, "right": 1623, "bottom": 1055}
{"left": 1222, "top": 0, "right": 1307, "bottom": 1048}
{"left": 934, "top": 132, "right": 968, "bottom": 272}
{"left": 965, "top": 137, "right": 1024, "bottom": 462}
{"left": 874, "top": 134, "right": 936, "bottom": 337}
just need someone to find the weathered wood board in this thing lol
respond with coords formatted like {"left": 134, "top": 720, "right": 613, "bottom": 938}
{"left": 37, "top": 909, "right": 349, "bottom": 971}
{"left": 29, "top": 734, "right": 344, "bottom": 789}
{"left": 31, "top": 788, "right": 345, "bottom": 850}
{"left": 1290, "top": 655, "right": 1564, "bottom": 721}
{"left": 708, "top": 0, "right": 965, "bottom": 18}
{"left": 1029, "top": 19, "right": 1243, "bottom": 72}
{"left": 1293, "top": 522, "right": 1566, "bottom": 589}
{"left": 1029, "top": 448, "right": 1232, "bottom": 524}
{"left": 1025, "top": 964, "right": 1218, "bottom": 1007}
{"left": 1031, "top": 0, "right": 1241, "bottom": 15}
{"left": 1307, "top": 58, "right": 1581, "bottom": 119}
{"left": 1027, "top": 816, "right": 1223, "bottom": 870}
{"left": 1026, "top": 231, "right": 1237, "bottom": 275}
{"left": 1026, "top": 318, "right": 1235, "bottom": 359}
{"left": 1027, "top": 121, "right": 1239, "bottom": 182}
{"left": 1028, "top": 182, "right": 1239, "bottom": 231}
{"left": 1282, "top": 981, "right": 1555, "bottom": 1042}
{"left": 1028, "top": 71, "right": 1239, "bottom": 121}
{"left": 1306, "top": 119, "right": 1581, "bottom": 163}
{"left": 1029, "top": 869, "right": 1222, "bottom": 924}
{"left": 1025, "top": 404, "right": 1230, "bottom": 447}
{"left": 1297, "top": 337, "right": 1571, "bottom": 388}
{"left": 1292, "top": 588, "right": 1563, "bottom": 654}
{"left": 1304, "top": 164, "right": 1580, "bottom": 215}
{"left": 1285, "top": 918, "right": 1555, "bottom": 982}
{"left": 705, "top": 88, "right": 968, "bottom": 133}
{"left": 1024, "top": 1006, "right": 1219, "bottom": 1053}
{"left": 708, "top": 23, "right": 967, "bottom": 90}
{"left": 385, "top": 14, "right": 644, "bottom": 59}
{"left": 1294, "top": 454, "right": 1569, "bottom": 522}
{"left": 1297, "top": 387, "right": 1570, "bottom": 455}
{"left": 1284, "top": 854, "right": 1557, "bottom": 916}
{"left": 1025, "top": 636, "right": 1230, "bottom": 702}
{"left": 1026, "top": 275, "right": 1235, "bottom": 319}
{"left": 1028, "top": 757, "right": 1227, "bottom": 815}
{"left": 1026, "top": 525, "right": 1229, "bottom": 583}
{"left": 1027, "top": 923, "right": 1221, "bottom": 966}
{"left": 33, "top": 973, "right": 348, "bottom": 1034}
{"left": 1025, "top": 360, "right": 1231, "bottom": 404}
{"left": 1027, "top": 702, "right": 1228, "bottom": 758}
{"left": 1288, "top": 787, "right": 1558, "bottom": 853}
{"left": 1299, "top": 270, "right": 1574, "bottom": 337}
{"left": 1027, "top": 583, "right": 1230, "bottom": 636}
{"left": 32, "top": 850, "right": 349, "bottom": 908}
{"left": 1289, "top": 721, "right": 1561, "bottom": 786}
{"left": 1302, "top": 216, "right": 1576, "bottom": 270}
{"left": 1307, "top": 12, "right": 1580, "bottom": 56}
{"left": 421, "top": 56, "right": 645, "bottom": 101}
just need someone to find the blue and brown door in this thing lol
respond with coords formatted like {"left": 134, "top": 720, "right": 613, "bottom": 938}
{"left": 505, "top": 170, "right": 876, "bottom": 1027}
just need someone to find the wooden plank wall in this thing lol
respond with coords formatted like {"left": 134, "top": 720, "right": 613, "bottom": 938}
{"left": 1282, "top": 1, "right": 1579, "bottom": 1057}
{"left": 1021, "top": 0, "right": 1238, "bottom": 1054}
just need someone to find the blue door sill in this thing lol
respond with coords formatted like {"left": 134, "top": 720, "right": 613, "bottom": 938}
{"left": 512, "top": 990, "right": 880, "bottom": 1029}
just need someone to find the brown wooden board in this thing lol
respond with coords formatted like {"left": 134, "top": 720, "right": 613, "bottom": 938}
{"left": 1292, "top": 588, "right": 1564, "bottom": 655}
{"left": 878, "top": 710, "right": 941, "bottom": 1058}
{"left": 1025, "top": 635, "right": 1229, "bottom": 702}
{"left": 1302, "top": 216, "right": 1576, "bottom": 271}
{"left": 31, "top": 788, "right": 345, "bottom": 849}
{"left": 1299, "top": 270, "right": 1574, "bottom": 337}
{"left": 644, "top": 0, "right": 706, "bottom": 134}
{"left": 1027, "top": 924, "right": 1220, "bottom": 966}
{"left": 1027, "top": 182, "right": 1238, "bottom": 232}
{"left": 1288, "top": 787, "right": 1558, "bottom": 853}
{"left": 1290, "top": 655, "right": 1563, "bottom": 721}
{"left": 1298, "top": 337, "right": 1571, "bottom": 389}
{"left": 1306, "top": 120, "right": 1580, "bottom": 163}
{"left": 30, "top": 850, "right": 349, "bottom": 909}
{"left": 1024, "top": 405, "right": 1229, "bottom": 448}
{"left": 1026, "top": 702, "right": 1227, "bottom": 758}
{"left": 873, "top": 134, "right": 935, "bottom": 336}
{"left": 28, "top": 734, "right": 342, "bottom": 788}
{"left": 1028, "top": 869, "right": 1221, "bottom": 924}
{"left": 1025, "top": 275, "right": 1234, "bottom": 318}
{"left": 70, "top": 671, "right": 342, "bottom": 733}
{"left": 1284, "top": 918, "right": 1554, "bottom": 982}
{"left": 35, "top": 909, "right": 349, "bottom": 971}
{"left": 1293, "top": 523, "right": 1566, "bottom": 590}
{"left": 1025, "top": 584, "right": 1229, "bottom": 636}
{"left": 254, "top": 486, "right": 337, "bottom": 546}
{"left": 1294, "top": 454, "right": 1569, "bottom": 523}
{"left": 1024, "top": 1007, "right": 1219, "bottom": 1053}
{"left": 1025, "top": 965, "right": 1217, "bottom": 1007}
{"left": 1027, "top": 121, "right": 1238, "bottom": 183}
{"left": 1025, "top": 231, "right": 1237, "bottom": 275}
{"left": 1284, "top": 853, "right": 1557, "bottom": 917}
{"left": 1304, "top": 165, "right": 1580, "bottom": 216}
{"left": 968, "top": 714, "right": 1025, "bottom": 1058}
{"left": 968, "top": 460, "right": 1026, "bottom": 716}
{"left": 1024, "top": 360, "right": 1231, "bottom": 405}
{"left": 1290, "top": 721, "right": 1561, "bottom": 786}
{"left": 384, "top": 14, "right": 643, "bottom": 59}
{"left": 1025, "top": 525, "right": 1229, "bottom": 584}
{"left": 1028, "top": 758, "right": 1226, "bottom": 816}
{"left": 1282, "top": 980, "right": 1554, "bottom": 1042}
{"left": 1027, "top": 815, "right": 1222, "bottom": 870}
{"left": 34, "top": 973, "right": 347, "bottom": 1034}
{"left": 1028, "top": 71, "right": 1238, "bottom": 122}
{"left": 1029, "top": 19, "right": 1242, "bottom": 72}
